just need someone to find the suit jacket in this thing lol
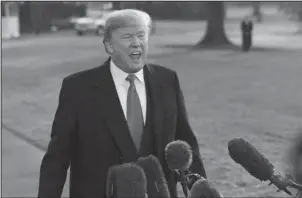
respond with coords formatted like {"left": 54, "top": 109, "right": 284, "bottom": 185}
{"left": 38, "top": 58, "right": 207, "bottom": 198}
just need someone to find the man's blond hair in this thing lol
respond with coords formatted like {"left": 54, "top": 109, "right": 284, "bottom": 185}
{"left": 103, "top": 9, "right": 152, "bottom": 42}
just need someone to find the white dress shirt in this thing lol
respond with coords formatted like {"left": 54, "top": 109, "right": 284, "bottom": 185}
{"left": 110, "top": 60, "right": 147, "bottom": 124}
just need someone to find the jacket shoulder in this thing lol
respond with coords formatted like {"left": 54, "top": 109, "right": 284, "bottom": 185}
{"left": 147, "top": 63, "right": 177, "bottom": 77}
{"left": 63, "top": 66, "right": 100, "bottom": 84}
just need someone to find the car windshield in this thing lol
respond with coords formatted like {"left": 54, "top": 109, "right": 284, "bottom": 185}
{"left": 89, "top": 14, "right": 102, "bottom": 19}
{"left": 87, "top": 10, "right": 111, "bottom": 19}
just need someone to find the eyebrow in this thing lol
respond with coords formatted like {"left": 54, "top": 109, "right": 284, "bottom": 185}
{"left": 121, "top": 33, "right": 132, "bottom": 36}
{"left": 120, "top": 30, "right": 146, "bottom": 36}
{"left": 137, "top": 31, "right": 145, "bottom": 34}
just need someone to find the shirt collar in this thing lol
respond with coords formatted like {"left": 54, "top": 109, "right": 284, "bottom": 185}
{"left": 110, "top": 59, "right": 145, "bottom": 85}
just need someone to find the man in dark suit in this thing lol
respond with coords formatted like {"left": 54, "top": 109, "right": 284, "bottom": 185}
{"left": 241, "top": 16, "right": 253, "bottom": 52}
{"left": 38, "top": 9, "right": 207, "bottom": 198}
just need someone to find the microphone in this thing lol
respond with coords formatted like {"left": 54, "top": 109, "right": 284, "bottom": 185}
{"left": 165, "top": 140, "right": 193, "bottom": 171}
{"left": 189, "top": 178, "right": 223, "bottom": 198}
{"left": 165, "top": 140, "right": 193, "bottom": 197}
{"left": 228, "top": 138, "right": 274, "bottom": 181}
{"left": 106, "top": 163, "right": 148, "bottom": 198}
{"left": 228, "top": 138, "right": 302, "bottom": 196}
{"left": 136, "top": 155, "right": 170, "bottom": 198}
{"left": 106, "top": 164, "right": 119, "bottom": 198}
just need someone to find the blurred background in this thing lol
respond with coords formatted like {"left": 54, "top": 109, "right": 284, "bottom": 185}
{"left": 2, "top": 1, "right": 302, "bottom": 197}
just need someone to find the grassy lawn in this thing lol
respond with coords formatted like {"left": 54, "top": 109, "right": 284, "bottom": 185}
{"left": 2, "top": 14, "right": 302, "bottom": 196}
{"left": 157, "top": 49, "right": 302, "bottom": 197}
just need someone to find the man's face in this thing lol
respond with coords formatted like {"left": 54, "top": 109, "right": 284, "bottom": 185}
{"left": 106, "top": 21, "right": 149, "bottom": 73}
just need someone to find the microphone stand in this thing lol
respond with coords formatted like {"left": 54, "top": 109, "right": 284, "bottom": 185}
{"left": 177, "top": 171, "right": 224, "bottom": 198}
{"left": 176, "top": 170, "right": 204, "bottom": 198}
{"left": 179, "top": 170, "right": 189, "bottom": 198}
{"left": 268, "top": 173, "right": 302, "bottom": 196}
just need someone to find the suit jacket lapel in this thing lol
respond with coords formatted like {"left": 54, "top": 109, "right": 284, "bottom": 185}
{"left": 90, "top": 58, "right": 138, "bottom": 163}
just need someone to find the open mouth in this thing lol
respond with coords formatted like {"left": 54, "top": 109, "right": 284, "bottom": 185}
{"left": 129, "top": 51, "right": 142, "bottom": 60}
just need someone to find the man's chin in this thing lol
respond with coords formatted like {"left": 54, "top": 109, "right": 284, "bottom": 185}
{"left": 128, "top": 61, "right": 145, "bottom": 70}
{"left": 131, "top": 58, "right": 144, "bottom": 64}
{"left": 127, "top": 65, "right": 143, "bottom": 73}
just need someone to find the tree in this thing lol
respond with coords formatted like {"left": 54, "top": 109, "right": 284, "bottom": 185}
{"left": 112, "top": 1, "right": 124, "bottom": 10}
{"left": 279, "top": 2, "right": 302, "bottom": 32}
{"left": 196, "top": 2, "right": 232, "bottom": 47}
{"left": 252, "top": 2, "right": 262, "bottom": 22}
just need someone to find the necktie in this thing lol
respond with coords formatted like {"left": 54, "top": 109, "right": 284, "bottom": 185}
{"left": 126, "top": 74, "right": 144, "bottom": 151}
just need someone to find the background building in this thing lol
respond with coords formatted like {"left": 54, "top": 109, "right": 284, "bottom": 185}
{"left": 2, "top": 2, "right": 20, "bottom": 39}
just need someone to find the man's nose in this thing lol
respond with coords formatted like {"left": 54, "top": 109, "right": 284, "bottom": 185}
{"left": 130, "top": 36, "right": 140, "bottom": 47}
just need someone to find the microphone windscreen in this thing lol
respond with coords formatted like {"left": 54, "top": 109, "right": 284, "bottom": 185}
{"left": 115, "top": 163, "right": 147, "bottom": 198}
{"left": 165, "top": 140, "right": 193, "bottom": 171}
{"left": 189, "top": 178, "right": 223, "bottom": 198}
{"left": 136, "top": 155, "right": 170, "bottom": 198}
{"left": 106, "top": 164, "right": 119, "bottom": 198}
{"left": 228, "top": 138, "right": 274, "bottom": 181}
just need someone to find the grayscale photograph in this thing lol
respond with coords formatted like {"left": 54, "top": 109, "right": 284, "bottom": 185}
{"left": 2, "top": 1, "right": 302, "bottom": 197}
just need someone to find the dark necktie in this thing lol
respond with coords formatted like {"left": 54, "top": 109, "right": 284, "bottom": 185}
{"left": 126, "top": 74, "right": 144, "bottom": 151}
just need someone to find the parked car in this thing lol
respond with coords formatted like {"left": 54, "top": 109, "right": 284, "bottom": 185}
{"left": 50, "top": 17, "right": 78, "bottom": 32}
{"left": 74, "top": 10, "right": 111, "bottom": 36}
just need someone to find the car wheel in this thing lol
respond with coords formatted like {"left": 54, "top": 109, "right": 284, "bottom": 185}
{"left": 96, "top": 26, "right": 104, "bottom": 36}
{"left": 50, "top": 25, "right": 58, "bottom": 32}
{"left": 77, "top": 31, "right": 84, "bottom": 36}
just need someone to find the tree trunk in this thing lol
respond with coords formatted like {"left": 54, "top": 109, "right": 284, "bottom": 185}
{"left": 112, "top": 1, "right": 125, "bottom": 10}
{"left": 253, "top": 1, "right": 262, "bottom": 22}
{"left": 196, "top": 2, "right": 231, "bottom": 47}
{"left": 298, "top": 9, "right": 302, "bottom": 33}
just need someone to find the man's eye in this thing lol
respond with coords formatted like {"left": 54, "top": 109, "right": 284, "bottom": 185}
{"left": 138, "top": 33, "right": 146, "bottom": 38}
{"left": 122, "top": 34, "right": 132, "bottom": 39}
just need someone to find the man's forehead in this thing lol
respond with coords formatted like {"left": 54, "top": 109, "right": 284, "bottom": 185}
{"left": 115, "top": 24, "right": 148, "bottom": 33}
{"left": 109, "top": 16, "right": 148, "bottom": 29}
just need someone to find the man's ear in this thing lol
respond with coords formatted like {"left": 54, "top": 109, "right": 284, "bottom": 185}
{"left": 103, "top": 40, "right": 114, "bottom": 54}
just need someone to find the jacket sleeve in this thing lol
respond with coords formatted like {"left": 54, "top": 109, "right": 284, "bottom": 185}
{"left": 173, "top": 72, "right": 207, "bottom": 179}
{"left": 38, "top": 78, "right": 77, "bottom": 198}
